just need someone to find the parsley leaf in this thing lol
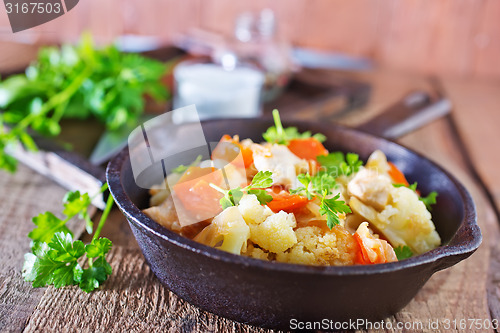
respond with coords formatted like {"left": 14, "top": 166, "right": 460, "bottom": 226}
{"left": 393, "top": 182, "right": 418, "bottom": 191}
{"left": 420, "top": 191, "right": 438, "bottom": 210}
{"left": 85, "top": 238, "right": 112, "bottom": 258}
{"left": 263, "top": 109, "right": 326, "bottom": 145}
{"left": 394, "top": 245, "right": 413, "bottom": 260}
{"left": 249, "top": 170, "right": 274, "bottom": 188}
{"left": 211, "top": 171, "right": 274, "bottom": 207}
{"left": 247, "top": 189, "right": 273, "bottom": 206}
{"left": 310, "top": 172, "right": 337, "bottom": 196}
{"left": 22, "top": 184, "right": 114, "bottom": 293}
{"left": 319, "top": 192, "right": 352, "bottom": 229}
{"left": 28, "top": 212, "right": 72, "bottom": 244}
{"left": 63, "top": 190, "right": 93, "bottom": 233}
{"left": 290, "top": 172, "right": 337, "bottom": 200}
{"left": 317, "top": 152, "right": 363, "bottom": 177}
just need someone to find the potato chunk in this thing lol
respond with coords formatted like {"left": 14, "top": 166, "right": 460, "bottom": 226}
{"left": 348, "top": 168, "right": 392, "bottom": 211}
{"left": 194, "top": 206, "right": 250, "bottom": 255}
{"left": 350, "top": 186, "right": 441, "bottom": 254}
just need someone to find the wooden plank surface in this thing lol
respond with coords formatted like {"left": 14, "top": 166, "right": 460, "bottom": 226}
{"left": 1, "top": 71, "right": 499, "bottom": 332}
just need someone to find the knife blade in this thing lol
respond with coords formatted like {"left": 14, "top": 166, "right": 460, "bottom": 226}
{"left": 89, "top": 114, "right": 155, "bottom": 166}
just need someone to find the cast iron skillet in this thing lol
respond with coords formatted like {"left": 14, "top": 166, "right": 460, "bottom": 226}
{"left": 106, "top": 118, "right": 481, "bottom": 329}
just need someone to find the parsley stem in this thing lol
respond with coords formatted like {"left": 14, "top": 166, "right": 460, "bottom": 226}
{"left": 209, "top": 183, "right": 227, "bottom": 194}
{"left": 272, "top": 109, "right": 284, "bottom": 140}
{"left": 15, "top": 65, "right": 93, "bottom": 133}
{"left": 92, "top": 191, "right": 114, "bottom": 242}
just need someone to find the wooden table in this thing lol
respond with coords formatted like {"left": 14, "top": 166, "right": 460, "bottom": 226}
{"left": 1, "top": 70, "right": 499, "bottom": 332}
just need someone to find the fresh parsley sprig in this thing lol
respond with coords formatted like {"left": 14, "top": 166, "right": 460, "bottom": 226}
{"left": 290, "top": 172, "right": 350, "bottom": 229}
{"left": 22, "top": 183, "right": 114, "bottom": 293}
{"left": 263, "top": 109, "right": 326, "bottom": 145}
{"left": 393, "top": 182, "right": 418, "bottom": 191}
{"left": 394, "top": 245, "right": 413, "bottom": 260}
{"left": 316, "top": 152, "right": 363, "bottom": 177}
{"left": 0, "top": 33, "right": 171, "bottom": 173}
{"left": 319, "top": 192, "right": 352, "bottom": 229}
{"left": 420, "top": 191, "right": 438, "bottom": 210}
{"left": 210, "top": 171, "right": 274, "bottom": 209}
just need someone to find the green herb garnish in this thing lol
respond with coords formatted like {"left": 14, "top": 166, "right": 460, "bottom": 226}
{"left": 290, "top": 172, "right": 350, "bottom": 229}
{"left": 319, "top": 192, "right": 352, "bottom": 229}
{"left": 22, "top": 184, "right": 114, "bottom": 292}
{"left": 394, "top": 245, "right": 413, "bottom": 260}
{"left": 393, "top": 182, "right": 418, "bottom": 191}
{"left": 263, "top": 109, "right": 326, "bottom": 145}
{"left": 210, "top": 171, "right": 274, "bottom": 209}
{"left": 316, "top": 151, "right": 363, "bottom": 177}
{"left": 420, "top": 191, "right": 438, "bottom": 210}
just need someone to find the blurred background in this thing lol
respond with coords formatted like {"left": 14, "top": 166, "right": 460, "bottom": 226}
{"left": 1, "top": 0, "right": 499, "bottom": 79}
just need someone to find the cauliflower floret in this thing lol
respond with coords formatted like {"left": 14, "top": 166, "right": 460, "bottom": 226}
{"left": 251, "top": 143, "right": 309, "bottom": 188}
{"left": 246, "top": 242, "right": 271, "bottom": 260}
{"left": 194, "top": 206, "right": 250, "bottom": 255}
{"left": 350, "top": 186, "right": 441, "bottom": 254}
{"left": 238, "top": 194, "right": 273, "bottom": 225}
{"left": 348, "top": 167, "right": 393, "bottom": 211}
{"left": 250, "top": 211, "right": 297, "bottom": 253}
{"left": 276, "top": 226, "right": 358, "bottom": 265}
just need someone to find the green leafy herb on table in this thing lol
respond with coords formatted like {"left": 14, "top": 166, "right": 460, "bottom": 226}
{"left": 210, "top": 171, "right": 274, "bottom": 209}
{"left": 22, "top": 184, "right": 114, "bottom": 292}
{"left": 0, "top": 33, "right": 171, "bottom": 173}
{"left": 263, "top": 109, "right": 326, "bottom": 145}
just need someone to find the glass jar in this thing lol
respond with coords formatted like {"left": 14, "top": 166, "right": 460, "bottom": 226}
{"left": 172, "top": 57, "right": 265, "bottom": 122}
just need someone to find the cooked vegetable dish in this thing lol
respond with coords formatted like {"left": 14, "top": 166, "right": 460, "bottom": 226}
{"left": 144, "top": 110, "right": 440, "bottom": 265}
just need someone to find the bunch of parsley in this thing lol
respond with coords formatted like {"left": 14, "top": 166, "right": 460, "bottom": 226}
{"left": 0, "top": 33, "right": 170, "bottom": 173}
{"left": 22, "top": 184, "right": 114, "bottom": 292}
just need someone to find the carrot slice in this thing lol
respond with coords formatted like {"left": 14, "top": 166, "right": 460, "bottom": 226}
{"left": 354, "top": 222, "right": 398, "bottom": 264}
{"left": 212, "top": 135, "right": 253, "bottom": 168}
{"left": 266, "top": 186, "right": 309, "bottom": 213}
{"left": 388, "top": 162, "right": 410, "bottom": 186}
{"left": 173, "top": 167, "right": 223, "bottom": 219}
{"left": 287, "top": 138, "right": 328, "bottom": 161}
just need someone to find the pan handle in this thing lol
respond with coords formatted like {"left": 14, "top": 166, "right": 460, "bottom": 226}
{"left": 355, "top": 91, "right": 452, "bottom": 140}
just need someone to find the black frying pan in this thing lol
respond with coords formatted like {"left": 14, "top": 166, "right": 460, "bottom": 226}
{"left": 106, "top": 114, "right": 481, "bottom": 329}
